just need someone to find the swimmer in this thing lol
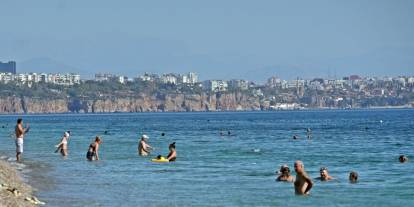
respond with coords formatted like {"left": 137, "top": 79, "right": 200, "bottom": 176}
{"left": 166, "top": 142, "right": 177, "bottom": 161}
{"left": 293, "top": 160, "right": 313, "bottom": 195}
{"left": 399, "top": 155, "right": 408, "bottom": 163}
{"left": 293, "top": 135, "right": 299, "bottom": 140}
{"left": 276, "top": 164, "right": 294, "bottom": 182}
{"left": 349, "top": 171, "right": 358, "bottom": 183}
{"left": 86, "top": 136, "right": 102, "bottom": 161}
{"left": 161, "top": 132, "right": 165, "bottom": 136}
{"left": 228, "top": 131, "right": 231, "bottom": 135}
{"left": 55, "top": 131, "right": 71, "bottom": 157}
{"left": 138, "top": 134, "right": 153, "bottom": 156}
{"left": 317, "top": 167, "right": 334, "bottom": 181}
{"left": 306, "top": 128, "right": 312, "bottom": 139}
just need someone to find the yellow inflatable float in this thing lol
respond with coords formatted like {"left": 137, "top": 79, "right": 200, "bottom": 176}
{"left": 151, "top": 156, "right": 169, "bottom": 163}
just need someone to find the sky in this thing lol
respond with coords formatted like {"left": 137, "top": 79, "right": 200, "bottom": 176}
{"left": 1, "top": 0, "right": 414, "bottom": 82}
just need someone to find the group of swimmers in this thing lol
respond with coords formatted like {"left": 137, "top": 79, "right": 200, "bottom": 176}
{"left": 276, "top": 157, "right": 409, "bottom": 195}
{"left": 12, "top": 117, "right": 410, "bottom": 195}
{"left": 13, "top": 118, "right": 176, "bottom": 162}
{"left": 138, "top": 134, "right": 177, "bottom": 161}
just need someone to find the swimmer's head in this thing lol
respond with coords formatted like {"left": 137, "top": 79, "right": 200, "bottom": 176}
{"left": 17, "top": 118, "right": 23, "bottom": 124}
{"left": 279, "top": 164, "right": 290, "bottom": 175}
{"left": 399, "top": 155, "right": 408, "bottom": 163}
{"left": 320, "top": 167, "right": 329, "bottom": 179}
{"left": 95, "top": 136, "right": 102, "bottom": 143}
{"left": 169, "top": 142, "right": 176, "bottom": 150}
{"left": 349, "top": 171, "right": 358, "bottom": 183}
{"left": 64, "top": 131, "right": 70, "bottom": 137}
{"left": 294, "top": 160, "right": 304, "bottom": 173}
{"left": 141, "top": 134, "right": 149, "bottom": 140}
{"left": 161, "top": 133, "right": 165, "bottom": 136}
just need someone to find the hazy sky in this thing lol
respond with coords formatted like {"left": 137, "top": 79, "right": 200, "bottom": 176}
{"left": 1, "top": 0, "right": 413, "bottom": 82}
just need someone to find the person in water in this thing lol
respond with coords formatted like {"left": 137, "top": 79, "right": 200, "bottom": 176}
{"left": 138, "top": 134, "right": 153, "bottom": 156}
{"left": 349, "top": 171, "right": 358, "bottom": 183}
{"left": 294, "top": 160, "right": 313, "bottom": 195}
{"left": 306, "top": 128, "right": 312, "bottom": 139}
{"left": 166, "top": 142, "right": 177, "bottom": 161}
{"left": 276, "top": 164, "right": 294, "bottom": 182}
{"left": 55, "top": 131, "right": 71, "bottom": 157}
{"left": 293, "top": 135, "right": 299, "bottom": 140}
{"left": 15, "top": 118, "right": 30, "bottom": 162}
{"left": 317, "top": 167, "right": 334, "bottom": 181}
{"left": 86, "top": 136, "right": 102, "bottom": 161}
{"left": 399, "top": 155, "right": 408, "bottom": 163}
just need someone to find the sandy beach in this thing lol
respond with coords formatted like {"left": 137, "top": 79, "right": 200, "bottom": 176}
{"left": 0, "top": 158, "right": 44, "bottom": 207}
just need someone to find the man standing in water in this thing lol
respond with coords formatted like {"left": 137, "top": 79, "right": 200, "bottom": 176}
{"left": 15, "top": 118, "right": 30, "bottom": 162}
{"left": 294, "top": 160, "right": 313, "bottom": 195}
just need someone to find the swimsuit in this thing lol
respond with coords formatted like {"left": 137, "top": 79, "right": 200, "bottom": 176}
{"left": 86, "top": 143, "right": 96, "bottom": 160}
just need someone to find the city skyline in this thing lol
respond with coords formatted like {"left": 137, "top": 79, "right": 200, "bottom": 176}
{"left": 1, "top": 0, "right": 414, "bottom": 82}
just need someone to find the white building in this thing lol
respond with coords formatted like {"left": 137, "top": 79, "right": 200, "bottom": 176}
{"left": 228, "top": 79, "right": 249, "bottom": 90}
{"left": 203, "top": 80, "right": 228, "bottom": 92}
{"left": 161, "top": 74, "right": 178, "bottom": 84}
{"left": 187, "top": 72, "right": 198, "bottom": 84}
{"left": 267, "top": 76, "right": 282, "bottom": 88}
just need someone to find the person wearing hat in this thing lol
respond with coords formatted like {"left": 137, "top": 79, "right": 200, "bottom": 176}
{"left": 276, "top": 164, "right": 294, "bottom": 182}
{"left": 55, "top": 131, "right": 71, "bottom": 157}
{"left": 138, "top": 134, "right": 153, "bottom": 156}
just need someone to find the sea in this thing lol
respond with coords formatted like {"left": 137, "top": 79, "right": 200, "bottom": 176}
{"left": 0, "top": 109, "right": 413, "bottom": 207}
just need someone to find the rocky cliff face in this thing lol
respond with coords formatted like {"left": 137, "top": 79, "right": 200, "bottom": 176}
{"left": 0, "top": 92, "right": 264, "bottom": 114}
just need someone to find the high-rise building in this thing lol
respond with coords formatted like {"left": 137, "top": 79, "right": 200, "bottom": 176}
{"left": 0, "top": 61, "right": 16, "bottom": 74}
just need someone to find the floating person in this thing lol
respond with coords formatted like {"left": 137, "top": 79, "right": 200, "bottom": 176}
{"left": 293, "top": 160, "right": 313, "bottom": 195}
{"left": 227, "top": 131, "right": 231, "bottom": 135}
{"left": 293, "top": 135, "right": 299, "bottom": 140}
{"left": 276, "top": 164, "right": 294, "bottom": 182}
{"left": 104, "top": 130, "right": 109, "bottom": 135}
{"left": 166, "top": 142, "right": 177, "bottom": 162}
{"left": 399, "top": 155, "right": 408, "bottom": 163}
{"left": 349, "top": 171, "right": 358, "bottom": 183}
{"left": 138, "top": 134, "right": 153, "bottom": 156}
{"left": 15, "top": 118, "right": 30, "bottom": 162}
{"left": 317, "top": 167, "right": 334, "bottom": 181}
{"left": 306, "top": 128, "right": 312, "bottom": 139}
{"left": 161, "top": 132, "right": 165, "bottom": 136}
{"left": 86, "top": 136, "right": 102, "bottom": 161}
{"left": 55, "top": 131, "right": 71, "bottom": 157}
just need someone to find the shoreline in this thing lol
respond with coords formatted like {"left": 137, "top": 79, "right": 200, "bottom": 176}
{"left": 0, "top": 156, "right": 45, "bottom": 206}
{"left": 0, "top": 106, "right": 412, "bottom": 115}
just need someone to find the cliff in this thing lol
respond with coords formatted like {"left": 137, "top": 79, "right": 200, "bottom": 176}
{"left": 0, "top": 93, "right": 263, "bottom": 114}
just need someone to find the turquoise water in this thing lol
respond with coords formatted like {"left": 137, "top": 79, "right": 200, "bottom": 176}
{"left": 0, "top": 110, "right": 413, "bottom": 206}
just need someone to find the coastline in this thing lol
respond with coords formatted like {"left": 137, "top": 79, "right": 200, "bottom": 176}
{"left": 0, "top": 105, "right": 412, "bottom": 115}
{"left": 0, "top": 156, "right": 45, "bottom": 206}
